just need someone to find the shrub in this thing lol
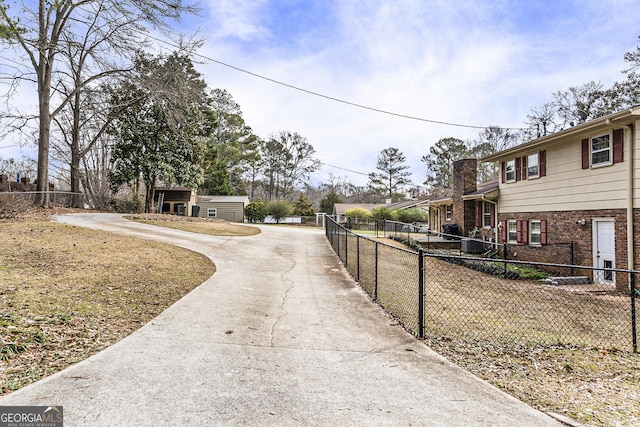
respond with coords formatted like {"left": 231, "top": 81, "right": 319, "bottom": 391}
{"left": 344, "top": 207, "right": 372, "bottom": 219}
{"left": 109, "top": 195, "right": 144, "bottom": 213}
{"left": 266, "top": 200, "right": 293, "bottom": 224}
{"left": 292, "top": 193, "right": 315, "bottom": 216}
{"left": 395, "top": 207, "right": 428, "bottom": 224}
{"left": 371, "top": 206, "right": 397, "bottom": 221}
{"left": 0, "top": 193, "right": 32, "bottom": 218}
{"left": 245, "top": 199, "right": 267, "bottom": 223}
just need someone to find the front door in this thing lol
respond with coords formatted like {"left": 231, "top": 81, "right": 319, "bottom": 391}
{"left": 593, "top": 220, "right": 615, "bottom": 285}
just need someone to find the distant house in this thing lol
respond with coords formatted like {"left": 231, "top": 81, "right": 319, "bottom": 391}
{"left": 0, "top": 175, "right": 52, "bottom": 192}
{"left": 195, "top": 195, "right": 249, "bottom": 222}
{"left": 153, "top": 187, "right": 197, "bottom": 216}
{"left": 333, "top": 200, "right": 429, "bottom": 224}
{"left": 482, "top": 106, "right": 640, "bottom": 289}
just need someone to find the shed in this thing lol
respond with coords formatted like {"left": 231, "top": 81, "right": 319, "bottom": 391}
{"left": 196, "top": 195, "right": 249, "bottom": 222}
{"left": 153, "top": 187, "right": 197, "bottom": 216}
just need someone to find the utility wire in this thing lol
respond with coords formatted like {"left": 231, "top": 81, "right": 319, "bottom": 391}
{"left": 146, "top": 34, "right": 527, "bottom": 131}
{"left": 319, "top": 161, "right": 369, "bottom": 176}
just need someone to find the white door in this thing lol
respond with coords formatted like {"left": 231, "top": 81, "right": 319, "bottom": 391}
{"left": 593, "top": 220, "right": 615, "bottom": 285}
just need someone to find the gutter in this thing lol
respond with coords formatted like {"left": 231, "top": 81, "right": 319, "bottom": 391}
{"left": 606, "top": 119, "right": 635, "bottom": 273}
{"left": 483, "top": 106, "right": 640, "bottom": 162}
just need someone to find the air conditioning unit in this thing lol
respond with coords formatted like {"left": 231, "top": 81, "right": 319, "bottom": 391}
{"left": 461, "top": 238, "right": 484, "bottom": 254}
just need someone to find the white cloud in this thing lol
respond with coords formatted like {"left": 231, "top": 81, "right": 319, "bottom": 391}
{"left": 2, "top": 0, "right": 637, "bottom": 190}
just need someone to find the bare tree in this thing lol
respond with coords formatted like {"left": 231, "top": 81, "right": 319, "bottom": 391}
{"left": 0, "top": 0, "right": 198, "bottom": 207}
{"left": 259, "top": 131, "right": 319, "bottom": 201}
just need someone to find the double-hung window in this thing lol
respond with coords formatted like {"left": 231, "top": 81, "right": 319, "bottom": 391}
{"left": 507, "top": 220, "right": 517, "bottom": 243}
{"left": 527, "top": 153, "right": 539, "bottom": 178}
{"left": 482, "top": 202, "right": 492, "bottom": 228}
{"left": 505, "top": 160, "right": 516, "bottom": 182}
{"left": 445, "top": 205, "right": 452, "bottom": 221}
{"left": 591, "top": 133, "right": 612, "bottom": 167}
{"left": 530, "top": 220, "right": 542, "bottom": 245}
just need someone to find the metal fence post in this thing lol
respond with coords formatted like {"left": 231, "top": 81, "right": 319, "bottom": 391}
{"left": 570, "top": 241, "right": 575, "bottom": 276}
{"left": 356, "top": 236, "right": 360, "bottom": 282}
{"left": 344, "top": 228, "right": 348, "bottom": 270}
{"left": 418, "top": 248, "right": 424, "bottom": 339}
{"left": 631, "top": 272, "right": 637, "bottom": 353}
{"left": 336, "top": 222, "right": 340, "bottom": 259}
{"left": 374, "top": 241, "right": 379, "bottom": 301}
{"left": 503, "top": 243, "right": 508, "bottom": 276}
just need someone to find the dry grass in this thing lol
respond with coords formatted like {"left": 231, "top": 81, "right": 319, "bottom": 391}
{"left": 337, "top": 231, "right": 640, "bottom": 426}
{"left": 0, "top": 209, "right": 221, "bottom": 394}
{"left": 126, "top": 213, "right": 260, "bottom": 236}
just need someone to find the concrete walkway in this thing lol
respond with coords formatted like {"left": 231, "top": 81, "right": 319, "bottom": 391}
{"left": 0, "top": 214, "right": 563, "bottom": 426}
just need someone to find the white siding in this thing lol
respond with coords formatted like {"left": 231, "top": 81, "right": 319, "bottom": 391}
{"left": 498, "top": 135, "right": 629, "bottom": 214}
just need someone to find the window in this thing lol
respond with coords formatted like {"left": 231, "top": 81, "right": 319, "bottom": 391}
{"left": 591, "top": 133, "right": 612, "bottom": 166}
{"left": 505, "top": 160, "right": 515, "bottom": 182}
{"left": 582, "top": 130, "right": 623, "bottom": 169}
{"left": 445, "top": 205, "right": 452, "bottom": 221}
{"left": 507, "top": 220, "right": 517, "bottom": 243}
{"left": 530, "top": 220, "right": 542, "bottom": 245}
{"left": 207, "top": 208, "right": 217, "bottom": 218}
{"left": 527, "top": 153, "right": 539, "bottom": 178}
{"left": 482, "top": 202, "right": 492, "bottom": 228}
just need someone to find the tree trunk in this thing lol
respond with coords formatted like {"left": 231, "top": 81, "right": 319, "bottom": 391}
{"left": 145, "top": 184, "right": 155, "bottom": 213}
{"left": 70, "top": 91, "right": 83, "bottom": 208}
{"left": 35, "top": 76, "right": 51, "bottom": 207}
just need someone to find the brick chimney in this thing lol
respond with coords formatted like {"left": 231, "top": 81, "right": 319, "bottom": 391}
{"left": 452, "top": 158, "right": 477, "bottom": 236}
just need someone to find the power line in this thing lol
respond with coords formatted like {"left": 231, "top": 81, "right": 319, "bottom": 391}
{"left": 146, "top": 34, "right": 527, "bottom": 131}
{"left": 319, "top": 161, "right": 369, "bottom": 176}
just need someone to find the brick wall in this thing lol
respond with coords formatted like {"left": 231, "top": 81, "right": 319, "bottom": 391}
{"left": 498, "top": 209, "right": 634, "bottom": 290}
{"left": 452, "top": 159, "right": 477, "bottom": 236}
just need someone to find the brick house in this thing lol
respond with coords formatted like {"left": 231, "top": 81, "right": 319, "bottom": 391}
{"left": 428, "top": 158, "right": 499, "bottom": 241}
{"left": 482, "top": 106, "right": 640, "bottom": 290}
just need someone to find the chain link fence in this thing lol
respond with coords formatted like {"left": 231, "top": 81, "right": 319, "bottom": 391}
{"left": 0, "top": 191, "right": 84, "bottom": 207}
{"left": 326, "top": 216, "right": 638, "bottom": 353}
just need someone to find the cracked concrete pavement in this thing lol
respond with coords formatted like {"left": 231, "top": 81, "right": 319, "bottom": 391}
{"left": 0, "top": 213, "right": 564, "bottom": 426}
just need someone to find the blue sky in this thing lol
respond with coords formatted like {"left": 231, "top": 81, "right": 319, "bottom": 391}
{"left": 2, "top": 0, "right": 638, "bottom": 188}
{"left": 190, "top": 0, "right": 638, "bottom": 186}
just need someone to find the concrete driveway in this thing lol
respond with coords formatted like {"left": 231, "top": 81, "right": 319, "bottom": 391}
{"left": 0, "top": 213, "right": 564, "bottom": 426}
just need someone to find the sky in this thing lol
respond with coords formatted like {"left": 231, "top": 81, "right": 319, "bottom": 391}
{"left": 1, "top": 0, "right": 639, "bottom": 188}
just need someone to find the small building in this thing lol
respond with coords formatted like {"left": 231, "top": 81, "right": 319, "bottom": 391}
{"left": 153, "top": 187, "right": 197, "bottom": 216}
{"left": 195, "top": 195, "right": 249, "bottom": 222}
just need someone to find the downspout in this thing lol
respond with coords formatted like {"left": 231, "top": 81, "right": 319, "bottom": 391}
{"left": 626, "top": 124, "right": 635, "bottom": 273}
{"left": 607, "top": 119, "right": 634, "bottom": 272}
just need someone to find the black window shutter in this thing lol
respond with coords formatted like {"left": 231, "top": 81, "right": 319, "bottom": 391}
{"left": 539, "top": 150, "right": 546, "bottom": 177}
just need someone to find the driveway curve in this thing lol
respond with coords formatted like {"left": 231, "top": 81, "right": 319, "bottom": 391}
{"left": 0, "top": 213, "right": 562, "bottom": 426}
